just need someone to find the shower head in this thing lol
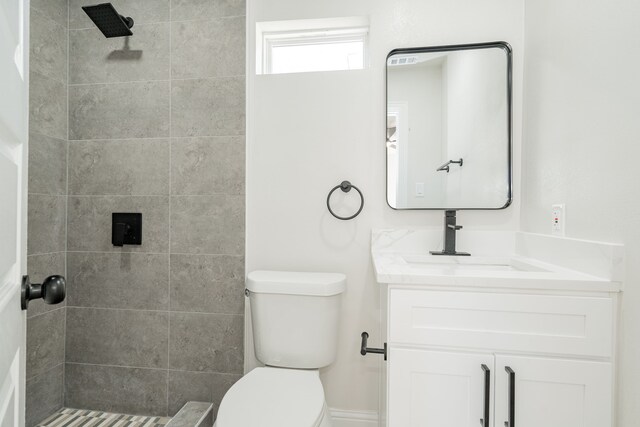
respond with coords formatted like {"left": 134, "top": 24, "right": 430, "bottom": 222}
{"left": 82, "top": 3, "right": 134, "bottom": 38}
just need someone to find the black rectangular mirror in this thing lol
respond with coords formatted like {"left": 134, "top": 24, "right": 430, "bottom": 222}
{"left": 386, "top": 41, "right": 512, "bottom": 210}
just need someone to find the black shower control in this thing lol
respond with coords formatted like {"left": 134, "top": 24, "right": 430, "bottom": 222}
{"left": 112, "top": 212, "right": 142, "bottom": 246}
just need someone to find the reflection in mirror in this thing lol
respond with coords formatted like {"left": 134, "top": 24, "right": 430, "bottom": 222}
{"left": 386, "top": 42, "right": 512, "bottom": 210}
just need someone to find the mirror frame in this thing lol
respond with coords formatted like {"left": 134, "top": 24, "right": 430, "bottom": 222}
{"left": 385, "top": 41, "right": 513, "bottom": 211}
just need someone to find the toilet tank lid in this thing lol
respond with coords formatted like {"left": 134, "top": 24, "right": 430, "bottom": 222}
{"left": 247, "top": 270, "right": 346, "bottom": 296}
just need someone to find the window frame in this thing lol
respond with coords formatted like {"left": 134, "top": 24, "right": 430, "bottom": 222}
{"left": 261, "top": 26, "right": 369, "bottom": 75}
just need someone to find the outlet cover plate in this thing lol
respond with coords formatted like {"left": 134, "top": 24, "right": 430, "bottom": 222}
{"left": 552, "top": 204, "right": 565, "bottom": 236}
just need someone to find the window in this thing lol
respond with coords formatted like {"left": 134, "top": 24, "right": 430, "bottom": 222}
{"left": 257, "top": 18, "right": 369, "bottom": 75}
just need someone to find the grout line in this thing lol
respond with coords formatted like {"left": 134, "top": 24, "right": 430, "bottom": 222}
{"left": 29, "top": 131, "right": 67, "bottom": 143}
{"left": 26, "top": 192, "right": 68, "bottom": 197}
{"left": 27, "top": 251, "right": 67, "bottom": 257}
{"left": 64, "top": 361, "right": 243, "bottom": 377}
{"left": 69, "top": 79, "right": 171, "bottom": 87}
{"left": 26, "top": 304, "right": 67, "bottom": 320}
{"left": 65, "top": 305, "right": 244, "bottom": 317}
{"left": 65, "top": 193, "right": 245, "bottom": 197}
{"left": 167, "top": 7, "right": 173, "bottom": 413}
{"left": 156, "top": 13, "right": 248, "bottom": 25}
{"left": 63, "top": 0, "right": 70, "bottom": 406}
{"left": 27, "top": 251, "right": 68, "bottom": 257}
{"left": 169, "top": 369, "right": 242, "bottom": 376}
{"left": 67, "top": 135, "right": 246, "bottom": 142}
{"left": 68, "top": 75, "right": 245, "bottom": 87}
{"left": 65, "top": 362, "right": 167, "bottom": 372}
{"left": 67, "top": 14, "right": 247, "bottom": 32}
{"left": 66, "top": 250, "right": 244, "bottom": 257}
{"left": 25, "top": 361, "right": 65, "bottom": 383}
{"left": 60, "top": 360, "right": 65, "bottom": 410}
{"left": 65, "top": 194, "right": 173, "bottom": 198}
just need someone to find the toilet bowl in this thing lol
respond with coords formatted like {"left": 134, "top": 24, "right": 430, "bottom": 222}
{"left": 215, "top": 367, "right": 331, "bottom": 427}
{"left": 215, "top": 271, "right": 346, "bottom": 427}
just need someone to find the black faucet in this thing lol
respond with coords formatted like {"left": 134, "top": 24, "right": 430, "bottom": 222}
{"left": 430, "top": 210, "right": 470, "bottom": 256}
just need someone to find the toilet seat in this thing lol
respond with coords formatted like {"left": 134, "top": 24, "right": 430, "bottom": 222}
{"left": 216, "top": 367, "right": 326, "bottom": 427}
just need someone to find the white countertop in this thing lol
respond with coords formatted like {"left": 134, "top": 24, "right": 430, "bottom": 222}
{"left": 371, "top": 229, "right": 623, "bottom": 293}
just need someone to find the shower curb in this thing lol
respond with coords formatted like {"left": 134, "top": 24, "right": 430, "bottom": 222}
{"left": 167, "top": 402, "right": 214, "bottom": 427}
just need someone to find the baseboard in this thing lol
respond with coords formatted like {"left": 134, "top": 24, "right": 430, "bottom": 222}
{"left": 330, "top": 408, "right": 378, "bottom": 427}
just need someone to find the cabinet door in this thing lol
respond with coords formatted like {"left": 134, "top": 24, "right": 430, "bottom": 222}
{"left": 388, "top": 348, "right": 494, "bottom": 427}
{"left": 495, "top": 355, "right": 612, "bottom": 427}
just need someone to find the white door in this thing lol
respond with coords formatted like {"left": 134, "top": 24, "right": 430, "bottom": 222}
{"left": 388, "top": 348, "right": 494, "bottom": 427}
{"left": 0, "top": 0, "right": 29, "bottom": 426}
{"left": 495, "top": 355, "right": 612, "bottom": 427}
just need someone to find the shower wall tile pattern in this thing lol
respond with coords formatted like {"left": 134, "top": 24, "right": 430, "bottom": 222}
{"left": 68, "top": 81, "right": 171, "bottom": 140}
{"left": 171, "top": 17, "right": 245, "bottom": 79}
{"left": 27, "top": 365, "right": 65, "bottom": 427}
{"left": 69, "top": 23, "right": 171, "bottom": 84}
{"left": 64, "top": 0, "right": 246, "bottom": 418}
{"left": 170, "top": 77, "right": 245, "bottom": 137}
{"left": 68, "top": 139, "right": 171, "bottom": 196}
{"left": 67, "top": 196, "right": 170, "bottom": 253}
{"left": 26, "top": 0, "right": 69, "bottom": 425}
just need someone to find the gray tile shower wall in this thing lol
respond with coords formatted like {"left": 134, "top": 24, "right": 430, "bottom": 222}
{"left": 69, "top": 0, "right": 171, "bottom": 30}
{"left": 26, "top": 0, "right": 69, "bottom": 425}
{"left": 26, "top": 365, "right": 64, "bottom": 427}
{"left": 64, "top": 0, "right": 246, "bottom": 417}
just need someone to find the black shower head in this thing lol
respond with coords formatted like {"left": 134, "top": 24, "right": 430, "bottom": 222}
{"left": 82, "top": 3, "right": 134, "bottom": 38}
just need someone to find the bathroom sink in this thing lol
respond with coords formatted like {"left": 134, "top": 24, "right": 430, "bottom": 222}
{"left": 370, "top": 229, "right": 622, "bottom": 292}
{"left": 399, "top": 254, "right": 546, "bottom": 273}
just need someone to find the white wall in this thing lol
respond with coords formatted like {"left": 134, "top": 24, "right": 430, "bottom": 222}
{"left": 246, "top": 0, "right": 524, "bottom": 414}
{"left": 521, "top": 0, "right": 640, "bottom": 425}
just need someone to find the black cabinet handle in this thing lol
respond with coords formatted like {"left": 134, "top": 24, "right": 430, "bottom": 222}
{"left": 505, "top": 366, "right": 516, "bottom": 427}
{"left": 21, "top": 275, "right": 66, "bottom": 310}
{"left": 481, "top": 364, "right": 490, "bottom": 427}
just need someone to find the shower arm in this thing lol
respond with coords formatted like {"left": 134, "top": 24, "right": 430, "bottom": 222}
{"left": 119, "top": 15, "right": 134, "bottom": 29}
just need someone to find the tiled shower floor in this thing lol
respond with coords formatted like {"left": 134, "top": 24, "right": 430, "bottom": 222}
{"left": 37, "top": 408, "right": 171, "bottom": 427}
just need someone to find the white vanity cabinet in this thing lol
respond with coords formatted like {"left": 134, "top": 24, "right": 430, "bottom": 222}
{"left": 493, "top": 355, "right": 612, "bottom": 427}
{"left": 388, "top": 348, "right": 494, "bottom": 427}
{"left": 384, "top": 288, "right": 616, "bottom": 427}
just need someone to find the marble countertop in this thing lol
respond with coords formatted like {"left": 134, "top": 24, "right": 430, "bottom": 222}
{"left": 371, "top": 229, "right": 624, "bottom": 293}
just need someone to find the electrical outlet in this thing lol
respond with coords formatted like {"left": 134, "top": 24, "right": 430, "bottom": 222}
{"left": 415, "top": 182, "right": 425, "bottom": 197}
{"left": 552, "top": 204, "right": 565, "bottom": 236}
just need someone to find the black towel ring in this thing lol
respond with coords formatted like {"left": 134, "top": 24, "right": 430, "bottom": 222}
{"left": 327, "top": 181, "right": 364, "bottom": 220}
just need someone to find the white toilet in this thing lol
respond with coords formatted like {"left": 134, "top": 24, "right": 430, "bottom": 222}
{"left": 215, "top": 270, "right": 346, "bottom": 427}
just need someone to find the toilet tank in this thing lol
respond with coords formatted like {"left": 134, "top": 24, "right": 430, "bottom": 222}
{"left": 246, "top": 271, "right": 346, "bottom": 369}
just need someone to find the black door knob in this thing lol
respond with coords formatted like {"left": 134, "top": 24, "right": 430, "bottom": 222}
{"left": 21, "top": 275, "right": 66, "bottom": 310}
